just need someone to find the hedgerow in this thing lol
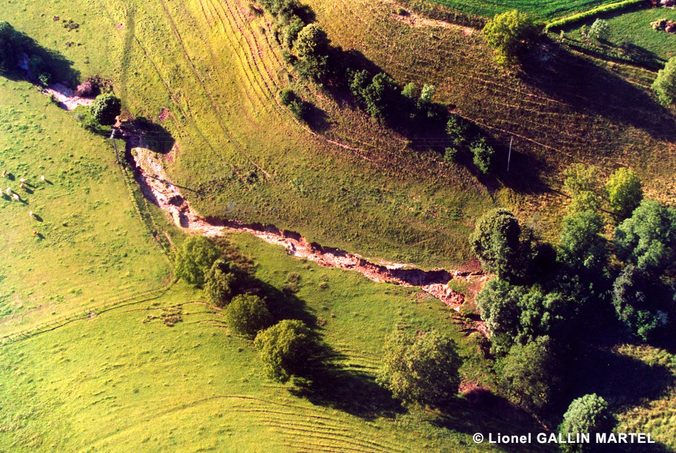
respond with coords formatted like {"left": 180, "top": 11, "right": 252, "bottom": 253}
{"left": 545, "top": 0, "right": 646, "bottom": 31}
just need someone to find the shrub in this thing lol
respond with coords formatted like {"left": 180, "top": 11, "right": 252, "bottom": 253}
{"left": 588, "top": 19, "right": 611, "bottom": 42}
{"left": 225, "top": 294, "right": 273, "bottom": 338}
{"left": 497, "top": 336, "right": 561, "bottom": 412}
{"left": 174, "top": 236, "right": 221, "bottom": 287}
{"left": 446, "top": 115, "right": 469, "bottom": 146}
{"left": 204, "top": 259, "right": 238, "bottom": 307}
{"left": 615, "top": 200, "right": 675, "bottom": 274}
{"left": 419, "top": 83, "right": 436, "bottom": 106}
{"left": 443, "top": 146, "right": 458, "bottom": 163}
{"left": 470, "top": 137, "right": 494, "bottom": 174}
{"left": 293, "top": 23, "right": 328, "bottom": 59}
{"left": 483, "top": 10, "right": 540, "bottom": 65}
{"left": 283, "top": 14, "right": 305, "bottom": 49}
{"left": 401, "top": 82, "right": 419, "bottom": 99}
{"left": 559, "top": 394, "right": 614, "bottom": 453}
{"left": 91, "top": 93, "right": 122, "bottom": 126}
{"left": 254, "top": 319, "right": 317, "bottom": 382}
{"left": 349, "top": 70, "right": 399, "bottom": 122}
{"left": 605, "top": 168, "right": 642, "bottom": 220}
{"left": 279, "top": 88, "right": 307, "bottom": 120}
{"left": 563, "top": 164, "right": 598, "bottom": 197}
{"left": 379, "top": 330, "right": 461, "bottom": 406}
{"left": 652, "top": 57, "right": 675, "bottom": 106}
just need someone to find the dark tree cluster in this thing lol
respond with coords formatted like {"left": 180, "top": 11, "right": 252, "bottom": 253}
{"left": 470, "top": 168, "right": 675, "bottom": 422}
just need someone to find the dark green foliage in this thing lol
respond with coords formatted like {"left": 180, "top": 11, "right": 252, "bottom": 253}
{"left": 174, "top": 236, "right": 221, "bottom": 287}
{"left": 652, "top": 57, "right": 675, "bottom": 106}
{"left": 615, "top": 200, "right": 675, "bottom": 274}
{"left": 204, "top": 259, "right": 238, "bottom": 307}
{"left": 74, "top": 105, "right": 104, "bottom": 133}
{"left": 558, "top": 210, "right": 607, "bottom": 274}
{"left": 559, "top": 394, "right": 614, "bottom": 453}
{"left": 605, "top": 168, "right": 642, "bottom": 221}
{"left": 283, "top": 14, "right": 305, "bottom": 49}
{"left": 225, "top": 294, "right": 273, "bottom": 338}
{"left": 588, "top": 19, "right": 611, "bottom": 42}
{"left": 379, "top": 330, "right": 461, "bottom": 406}
{"left": 292, "top": 23, "right": 330, "bottom": 82}
{"left": 279, "top": 88, "right": 307, "bottom": 120}
{"left": 91, "top": 93, "right": 122, "bottom": 126}
{"left": 470, "top": 209, "right": 534, "bottom": 282}
{"left": 258, "top": 0, "right": 300, "bottom": 19}
{"left": 477, "top": 279, "right": 576, "bottom": 356}
{"left": 349, "top": 70, "right": 399, "bottom": 122}
{"left": 470, "top": 137, "right": 494, "bottom": 174}
{"left": 445, "top": 115, "right": 469, "bottom": 146}
{"left": 254, "top": 319, "right": 317, "bottom": 382}
{"left": 482, "top": 10, "right": 540, "bottom": 65}
{"left": 497, "top": 336, "right": 560, "bottom": 413}
{"left": 612, "top": 266, "right": 672, "bottom": 342}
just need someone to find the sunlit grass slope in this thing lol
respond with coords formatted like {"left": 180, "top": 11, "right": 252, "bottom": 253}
{"left": 0, "top": 80, "right": 170, "bottom": 335}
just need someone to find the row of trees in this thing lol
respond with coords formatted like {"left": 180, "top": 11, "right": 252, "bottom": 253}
{"left": 471, "top": 166, "right": 674, "bottom": 426}
{"left": 175, "top": 235, "right": 465, "bottom": 404}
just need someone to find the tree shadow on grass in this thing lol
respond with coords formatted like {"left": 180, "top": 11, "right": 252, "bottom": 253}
{"left": 521, "top": 42, "right": 676, "bottom": 143}
{"left": 0, "top": 22, "right": 79, "bottom": 86}
{"left": 432, "top": 391, "right": 549, "bottom": 453}
{"left": 289, "top": 346, "right": 405, "bottom": 420}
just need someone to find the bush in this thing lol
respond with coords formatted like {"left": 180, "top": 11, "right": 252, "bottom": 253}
{"left": 283, "top": 14, "right": 305, "bottom": 49}
{"left": 483, "top": 10, "right": 540, "bottom": 65}
{"left": 349, "top": 70, "right": 399, "bottom": 122}
{"left": 379, "top": 330, "right": 461, "bottom": 406}
{"left": 443, "top": 146, "right": 458, "bottom": 163}
{"left": 615, "top": 200, "right": 675, "bottom": 274}
{"left": 174, "top": 236, "right": 221, "bottom": 287}
{"left": 563, "top": 164, "right": 598, "bottom": 197}
{"left": 605, "top": 168, "right": 642, "bottom": 220}
{"left": 652, "top": 57, "right": 675, "bottom": 106}
{"left": 470, "top": 137, "right": 494, "bottom": 174}
{"left": 91, "top": 93, "right": 122, "bottom": 126}
{"left": 446, "top": 115, "right": 469, "bottom": 146}
{"left": 225, "top": 294, "right": 273, "bottom": 338}
{"left": 204, "top": 259, "right": 240, "bottom": 307}
{"left": 497, "top": 336, "right": 561, "bottom": 413}
{"left": 279, "top": 88, "right": 307, "bottom": 120}
{"left": 559, "top": 394, "right": 614, "bottom": 453}
{"left": 588, "top": 19, "right": 611, "bottom": 42}
{"left": 254, "top": 319, "right": 318, "bottom": 382}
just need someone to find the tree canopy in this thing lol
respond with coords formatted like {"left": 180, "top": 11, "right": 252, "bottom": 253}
{"left": 606, "top": 168, "right": 642, "bottom": 220}
{"left": 254, "top": 319, "right": 318, "bottom": 383}
{"left": 91, "top": 93, "right": 122, "bottom": 126}
{"left": 614, "top": 200, "right": 675, "bottom": 274}
{"left": 174, "top": 236, "right": 222, "bottom": 287}
{"left": 483, "top": 10, "right": 540, "bottom": 65}
{"left": 379, "top": 330, "right": 461, "bottom": 406}
{"left": 558, "top": 210, "right": 607, "bottom": 273}
{"left": 225, "top": 294, "right": 273, "bottom": 338}
{"left": 559, "top": 394, "right": 614, "bottom": 453}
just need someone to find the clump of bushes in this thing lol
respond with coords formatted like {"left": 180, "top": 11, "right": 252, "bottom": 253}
{"left": 254, "top": 319, "right": 319, "bottom": 382}
{"left": 174, "top": 236, "right": 222, "bottom": 287}
{"left": 280, "top": 88, "right": 308, "bottom": 120}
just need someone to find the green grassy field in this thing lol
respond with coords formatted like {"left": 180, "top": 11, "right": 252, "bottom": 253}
{"left": 0, "top": 0, "right": 499, "bottom": 269}
{"left": 426, "top": 0, "right": 618, "bottom": 20}
{"left": 567, "top": 8, "right": 676, "bottom": 62}
{"left": 0, "top": 80, "right": 171, "bottom": 337}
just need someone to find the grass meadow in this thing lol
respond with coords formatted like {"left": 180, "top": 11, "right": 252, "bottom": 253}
{"left": 426, "top": 0, "right": 619, "bottom": 20}
{"left": 0, "top": 80, "right": 171, "bottom": 338}
{"left": 567, "top": 7, "right": 676, "bottom": 63}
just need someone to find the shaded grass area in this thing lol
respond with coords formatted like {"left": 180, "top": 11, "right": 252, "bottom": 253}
{"left": 0, "top": 80, "right": 170, "bottom": 334}
{"left": 565, "top": 8, "right": 676, "bottom": 63}
{"left": 426, "top": 0, "right": 619, "bottom": 20}
{"left": 0, "top": 234, "right": 546, "bottom": 452}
